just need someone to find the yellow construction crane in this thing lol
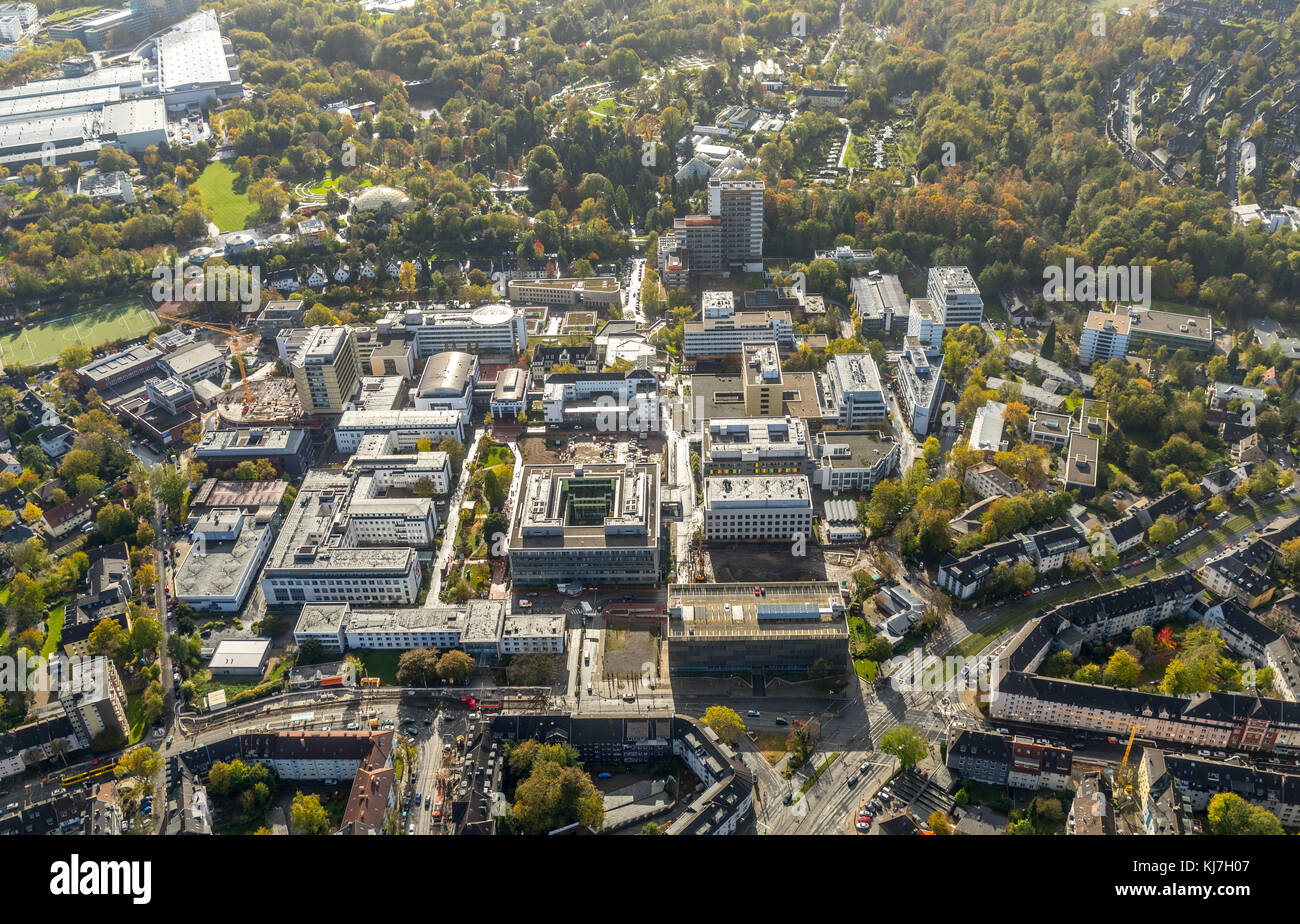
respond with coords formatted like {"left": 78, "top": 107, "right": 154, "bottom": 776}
{"left": 166, "top": 319, "right": 259, "bottom": 403}
{"left": 1004, "top": 705, "right": 1146, "bottom": 777}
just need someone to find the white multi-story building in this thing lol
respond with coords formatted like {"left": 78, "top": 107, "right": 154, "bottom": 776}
{"left": 822, "top": 353, "right": 887, "bottom": 427}
{"left": 927, "top": 265, "right": 983, "bottom": 328}
{"left": 412, "top": 351, "right": 477, "bottom": 423}
{"left": 969, "top": 400, "right": 1008, "bottom": 454}
{"left": 378, "top": 303, "right": 527, "bottom": 356}
{"left": 542, "top": 368, "right": 659, "bottom": 432}
{"left": 897, "top": 336, "right": 945, "bottom": 435}
{"left": 490, "top": 367, "right": 529, "bottom": 420}
{"left": 506, "top": 277, "right": 623, "bottom": 308}
{"left": 335, "top": 409, "right": 464, "bottom": 451}
{"left": 812, "top": 431, "right": 899, "bottom": 493}
{"left": 343, "top": 432, "right": 452, "bottom": 493}
{"left": 499, "top": 614, "right": 567, "bottom": 654}
{"left": 906, "top": 298, "right": 944, "bottom": 356}
{"left": 709, "top": 176, "right": 765, "bottom": 270}
{"left": 703, "top": 475, "right": 813, "bottom": 541}
{"left": 702, "top": 416, "right": 813, "bottom": 478}
{"left": 509, "top": 463, "right": 661, "bottom": 585}
{"left": 173, "top": 508, "right": 274, "bottom": 612}
{"left": 1078, "top": 310, "right": 1132, "bottom": 368}
{"left": 683, "top": 310, "right": 794, "bottom": 358}
{"left": 259, "top": 470, "right": 432, "bottom": 607}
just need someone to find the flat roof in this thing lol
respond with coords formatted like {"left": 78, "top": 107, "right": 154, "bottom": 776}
{"left": 174, "top": 517, "right": 270, "bottom": 600}
{"left": 1125, "top": 306, "right": 1212, "bottom": 343}
{"left": 704, "top": 475, "right": 812, "bottom": 506}
{"left": 209, "top": 638, "right": 271, "bottom": 670}
{"left": 1065, "top": 434, "right": 1100, "bottom": 488}
{"left": 1084, "top": 310, "right": 1131, "bottom": 335}
{"left": 156, "top": 10, "right": 238, "bottom": 92}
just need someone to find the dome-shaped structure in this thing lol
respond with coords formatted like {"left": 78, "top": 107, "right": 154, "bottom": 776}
{"left": 352, "top": 185, "right": 413, "bottom": 214}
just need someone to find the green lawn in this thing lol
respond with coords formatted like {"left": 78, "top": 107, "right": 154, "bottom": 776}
{"left": 0, "top": 298, "right": 157, "bottom": 369}
{"left": 126, "top": 692, "right": 146, "bottom": 744}
{"left": 193, "top": 162, "right": 258, "bottom": 232}
{"left": 41, "top": 604, "right": 65, "bottom": 658}
{"left": 353, "top": 649, "right": 403, "bottom": 685}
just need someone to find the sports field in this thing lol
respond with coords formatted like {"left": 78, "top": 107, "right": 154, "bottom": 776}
{"left": 0, "top": 299, "right": 158, "bottom": 370}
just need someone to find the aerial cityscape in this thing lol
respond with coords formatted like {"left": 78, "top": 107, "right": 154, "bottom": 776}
{"left": 0, "top": 0, "right": 1298, "bottom": 863}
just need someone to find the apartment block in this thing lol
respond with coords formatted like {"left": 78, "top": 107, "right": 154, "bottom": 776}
{"left": 1078, "top": 310, "right": 1131, "bottom": 368}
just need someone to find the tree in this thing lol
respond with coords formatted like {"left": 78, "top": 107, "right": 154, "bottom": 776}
{"left": 482, "top": 468, "right": 505, "bottom": 510}
{"left": 505, "top": 652, "right": 553, "bottom": 686}
{"left": 1206, "top": 792, "right": 1283, "bottom": 835}
{"left": 59, "top": 344, "right": 92, "bottom": 372}
{"left": 6, "top": 573, "right": 45, "bottom": 626}
{"left": 436, "top": 650, "right": 474, "bottom": 684}
{"left": 115, "top": 745, "right": 162, "bottom": 782}
{"left": 512, "top": 760, "right": 604, "bottom": 834}
{"left": 1147, "top": 514, "right": 1178, "bottom": 548}
{"left": 130, "top": 617, "right": 163, "bottom": 659}
{"left": 922, "top": 437, "right": 942, "bottom": 465}
{"left": 864, "top": 637, "right": 893, "bottom": 662}
{"left": 1041, "top": 320, "right": 1056, "bottom": 360}
{"left": 786, "top": 719, "right": 823, "bottom": 767}
{"left": 290, "top": 791, "right": 331, "bottom": 835}
{"left": 88, "top": 617, "right": 130, "bottom": 665}
{"left": 701, "top": 705, "right": 746, "bottom": 744}
{"left": 880, "top": 725, "right": 928, "bottom": 769}
{"left": 396, "top": 648, "right": 439, "bottom": 686}
{"left": 1102, "top": 649, "right": 1141, "bottom": 688}
{"left": 303, "top": 304, "right": 338, "bottom": 327}
{"left": 927, "top": 810, "right": 954, "bottom": 835}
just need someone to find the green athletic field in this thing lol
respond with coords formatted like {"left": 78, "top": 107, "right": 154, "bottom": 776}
{"left": 0, "top": 299, "right": 158, "bottom": 370}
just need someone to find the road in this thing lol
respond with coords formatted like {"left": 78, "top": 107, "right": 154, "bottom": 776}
{"left": 935, "top": 497, "right": 1300, "bottom": 657}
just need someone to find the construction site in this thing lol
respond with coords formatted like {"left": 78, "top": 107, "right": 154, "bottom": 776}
{"left": 217, "top": 375, "right": 304, "bottom": 425}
